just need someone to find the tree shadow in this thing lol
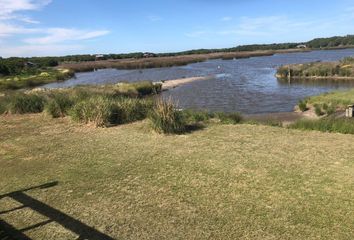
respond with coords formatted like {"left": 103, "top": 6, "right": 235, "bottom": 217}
{"left": 0, "top": 182, "right": 115, "bottom": 240}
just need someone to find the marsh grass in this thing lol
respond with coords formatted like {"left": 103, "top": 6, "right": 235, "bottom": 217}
{"left": 69, "top": 96, "right": 120, "bottom": 127}
{"left": 45, "top": 93, "right": 74, "bottom": 118}
{"left": 149, "top": 98, "right": 187, "bottom": 134}
{"left": 7, "top": 94, "right": 45, "bottom": 114}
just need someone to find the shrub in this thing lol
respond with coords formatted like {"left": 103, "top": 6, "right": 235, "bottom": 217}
{"left": 69, "top": 96, "right": 121, "bottom": 127}
{"left": 298, "top": 100, "right": 308, "bottom": 112}
{"left": 45, "top": 93, "right": 74, "bottom": 118}
{"left": 314, "top": 104, "right": 324, "bottom": 116}
{"left": 8, "top": 94, "right": 45, "bottom": 114}
{"left": 215, "top": 112, "right": 243, "bottom": 124}
{"left": 149, "top": 99, "right": 186, "bottom": 134}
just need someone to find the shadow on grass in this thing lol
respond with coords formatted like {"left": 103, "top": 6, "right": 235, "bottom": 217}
{"left": 0, "top": 182, "right": 115, "bottom": 240}
{"left": 184, "top": 123, "right": 206, "bottom": 134}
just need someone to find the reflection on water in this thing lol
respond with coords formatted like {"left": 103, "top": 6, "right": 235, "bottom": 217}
{"left": 44, "top": 48, "right": 354, "bottom": 114}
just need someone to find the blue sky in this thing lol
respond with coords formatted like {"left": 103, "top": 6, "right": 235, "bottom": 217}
{"left": 1, "top": 0, "right": 354, "bottom": 57}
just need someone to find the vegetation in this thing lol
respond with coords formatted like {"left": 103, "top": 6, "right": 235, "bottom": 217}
{"left": 149, "top": 98, "right": 187, "bottom": 134}
{"left": 6, "top": 93, "right": 45, "bottom": 114}
{"left": 298, "top": 100, "right": 308, "bottom": 112}
{"left": 0, "top": 68, "right": 75, "bottom": 90}
{"left": 277, "top": 57, "right": 354, "bottom": 80}
{"left": 0, "top": 83, "right": 243, "bottom": 133}
{"left": 2, "top": 114, "right": 354, "bottom": 239}
{"left": 307, "top": 35, "right": 354, "bottom": 49}
{"left": 289, "top": 117, "right": 354, "bottom": 134}
{"left": 306, "top": 88, "right": 354, "bottom": 109}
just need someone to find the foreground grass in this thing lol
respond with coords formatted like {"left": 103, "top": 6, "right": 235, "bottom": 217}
{"left": 1, "top": 115, "right": 354, "bottom": 239}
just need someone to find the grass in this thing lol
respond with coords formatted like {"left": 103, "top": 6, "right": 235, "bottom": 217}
{"left": 307, "top": 88, "right": 354, "bottom": 108}
{"left": 289, "top": 117, "right": 354, "bottom": 134}
{"left": 1, "top": 114, "right": 354, "bottom": 239}
{"left": 0, "top": 68, "right": 74, "bottom": 91}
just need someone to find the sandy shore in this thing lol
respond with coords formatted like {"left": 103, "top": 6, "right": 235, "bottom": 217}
{"left": 160, "top": 75, "right": 214, "bottom": 90}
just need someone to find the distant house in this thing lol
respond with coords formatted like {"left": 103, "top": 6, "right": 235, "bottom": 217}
{"left": 95, "top": 54, "right": 105, "bottom": 61}
{"left": 296, "top": 44, "right": 307, "bottom": 49}
{"left": 143, "top": 52, "right": 156, "bottom": 58}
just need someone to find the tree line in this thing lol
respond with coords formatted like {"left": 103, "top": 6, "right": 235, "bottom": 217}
{"left": 2, "top": 35, "right": 354, "bottom": 76}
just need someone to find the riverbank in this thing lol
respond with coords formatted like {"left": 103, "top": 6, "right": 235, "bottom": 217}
{"left": 160, "top": 75, "right": 214, "bottom": 90}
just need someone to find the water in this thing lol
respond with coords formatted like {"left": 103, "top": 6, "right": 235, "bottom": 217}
{"left": 44, "top": 49, "right": 354, "bottom": 114}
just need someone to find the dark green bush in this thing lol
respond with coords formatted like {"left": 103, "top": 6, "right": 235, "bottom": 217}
{"left": 8, "top": 94, "right": 45, "bottom": 114}
{"left": 149, "top": 99, "right": 186, "bottom": 134}
{"left": 298, "top": 100, "right": 308, "bottom": 112}
{"left": 314, "top": 104, "right": 324, "bottom": 116}
{"left": 69, "top": 96, "right": 120, "bottom": 127}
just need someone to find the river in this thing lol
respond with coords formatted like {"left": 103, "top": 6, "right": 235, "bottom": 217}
{"left": 44, "top": 48, "right": 354, "bottom": 114}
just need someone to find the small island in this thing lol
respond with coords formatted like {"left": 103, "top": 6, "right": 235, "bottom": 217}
{"left": 276, "top": 57, "right": 354, "bottom": 81}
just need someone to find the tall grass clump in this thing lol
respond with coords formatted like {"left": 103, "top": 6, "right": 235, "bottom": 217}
{"left": 289, "top": 118, "right": 354, "bottom": 134}
{"left": 314, "top": 104, "right": 324, "bottom": 116}
{"left": 8, "top": 93, "right": 45, "bottom": 114}
{"left": 116, "top": 97, "right": 153, "bottom": 123}
{"left": 149, "top": 99, "right": 186, "bottom": 134}
{"left": 69, "top": 96, "right": 120, "bottom": 127}
{"left": 45, "top": 93, "right": 74, "bottom": 118}
{"left": 214, "top": 112, "right": 243, "bottom": 124}
{"left": 298, "top": 100, "right": 308, "bottom": 112}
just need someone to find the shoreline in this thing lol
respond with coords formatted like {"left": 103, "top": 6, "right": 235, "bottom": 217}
{"left": 60, "top": 48, "right": 312, "bottom": 73}
{"left": 159, "top": 75, "right": 214, "bottom": 90}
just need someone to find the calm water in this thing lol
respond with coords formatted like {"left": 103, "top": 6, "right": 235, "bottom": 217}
{"left": 44, "top": 49, "right": 354, "bottom": 114}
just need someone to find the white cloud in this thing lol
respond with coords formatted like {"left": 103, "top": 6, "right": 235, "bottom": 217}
{"left": 0, "top": 22, "right": 39, "bottom": 37}
{"left": 0, "top": 44, "right": 84, "bottom": 57}
{"left": 24, "top": 28, "right": 110, "bottom": 44}
{"left": 221, "top": 16, "right": 232, "bottom": 22}
{"left": 0, "top": 0, "right": 51, "bottom": 19}
{"left": 0, "top": 0, "right": 110, "bottom": 57}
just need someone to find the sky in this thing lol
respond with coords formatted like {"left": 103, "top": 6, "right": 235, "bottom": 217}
{"left": 1, "top": 0, "right": 354, "bottom": 57}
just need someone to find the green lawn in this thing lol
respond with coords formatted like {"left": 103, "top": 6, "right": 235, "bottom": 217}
{"left": 1, "top": 114, "right": 354, "bottom": 239}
